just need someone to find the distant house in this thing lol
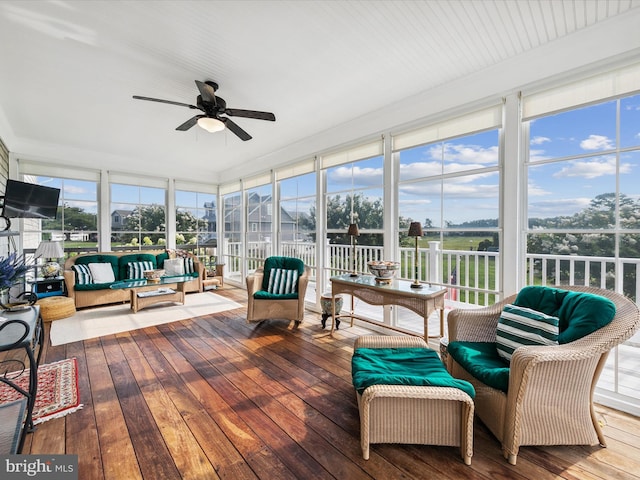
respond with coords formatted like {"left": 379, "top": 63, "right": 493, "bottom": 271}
{"left": 201, "top": 201, "right": 217, "bottom": 246}
{"left": 111, "top": 209, "right": 133, "bottom": 231}
{"left": 224, "top": 193, "right": 299, "bottom": 241}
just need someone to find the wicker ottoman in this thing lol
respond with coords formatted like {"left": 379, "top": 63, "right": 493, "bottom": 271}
{"left": 37, "top": 296, "right": 76, "bottom": 322}
{"left": 353, "top": 335, "right": 475, "bottom": 465}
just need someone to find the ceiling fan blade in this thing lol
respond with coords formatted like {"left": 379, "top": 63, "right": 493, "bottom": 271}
{"left": 195, "top": 80, "right": 217, "bottom": 105}
{"left": 132, "top": 95, "right": 197, "bottom": 109}
{"left": 176, "top": 115, "right": 203, "bottom": 131}
{"left": 225, "top": 108, "right": 276, "bottom": 121}
{"left": 222, "top": 117, "right": 252, "bottom": 141}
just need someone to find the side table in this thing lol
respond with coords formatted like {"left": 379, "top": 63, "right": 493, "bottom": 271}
{"left": 29, "top": 276, "right": 65, "bottom": 299}
{"left": 0, "top": 305, "right": 43, "bottom": 452}
{"left": 204, "top": 263, "right": 224, "bottom": 290}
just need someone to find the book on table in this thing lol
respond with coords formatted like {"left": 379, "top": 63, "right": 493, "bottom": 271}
{"left": 136, "top": 288, "right": 176, "bottom": 298}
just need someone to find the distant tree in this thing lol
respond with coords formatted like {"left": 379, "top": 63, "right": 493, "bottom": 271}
{"left": 42, "top": 204, "right": 97, "bottom": 239}
{"left": 125, "top": 204, "right": 166, "bottom": 243}
{"left": 326, "top": 194, "right": 384, "bottom": 246}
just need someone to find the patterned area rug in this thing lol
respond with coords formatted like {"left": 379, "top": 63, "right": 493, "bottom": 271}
{"left": 0, "top": 358, "right": 83, "bottom": 424}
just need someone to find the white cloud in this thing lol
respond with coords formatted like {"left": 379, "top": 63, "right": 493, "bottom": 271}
{"left": 442, "top": 183, "right": 499, "bottom": 198}
{"left": 529, "top": 148, "right": 549, "bottom": 162}
{"left": 63, "top": 185, "right": 90, "bottom": 195}
{"left": 527, "top": 182, "right": 551, "bottom": 197}
{"left": 528, "top": 197, "right": 591, "bottom": 217}
{"left": 553, "top": 156, "right": 618, "bottom": 179}
{"left": 328, "top": 165, "right": 383, "bottom": 186}
{"left": 427, "top": 143, "right": 498, "bottom": 165}
{"left": 530, "top": 136, "right": 550, "bottom": 145}
{"left": 580, "top": 134, "right": 613, "bottom": 151}
{"left": 399, "top": 161, "right": 441, "bottom": 180}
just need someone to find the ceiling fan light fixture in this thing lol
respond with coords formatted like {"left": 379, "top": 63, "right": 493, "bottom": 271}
{"left": 197, "top": 117, "right": 225, "bottom": 133}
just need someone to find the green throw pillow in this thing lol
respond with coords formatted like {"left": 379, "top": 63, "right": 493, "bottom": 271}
{"left": 127, "top": 261, "right": 154, "bottom": 279}
{"left": 72, "top": 264, "right": 93, "bottom": 285}
{"left": 267, "top": 268, "right": 299, "bottom": 294}
{"left": 496, "top": 304, "right": 559, "bottom": 362}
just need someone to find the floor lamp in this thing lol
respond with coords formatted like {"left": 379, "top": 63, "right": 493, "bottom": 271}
{"left": 408, "top": 222, "right": 423, "bottom": 288}
{"left": 348, "top": 223, "right": 360, "bottom": 277}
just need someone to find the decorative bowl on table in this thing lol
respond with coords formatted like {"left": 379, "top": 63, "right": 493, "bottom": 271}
{"left": 367, "top": 261, "right": 400, "bottom": 283}
{"left": 143, "top": 269, "right": 165, "bottom": 283}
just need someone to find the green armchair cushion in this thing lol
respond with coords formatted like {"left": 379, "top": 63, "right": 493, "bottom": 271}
{"left": 261, "top": 257, "right": 305, "bottom": 291}
{"left": 253, "top": 257, "right": 304, "bottom": 300}
{"left": 253, "top": 291, "right": 300, "bottom": 300}
{"left": 514, "top": 286, "right": 616, "bottom": 344}
{"left": 352, "top": 347, "right": 475, "bottom": 398}
{"left": 447, "top": 341, "right": 510, "bottom": 393}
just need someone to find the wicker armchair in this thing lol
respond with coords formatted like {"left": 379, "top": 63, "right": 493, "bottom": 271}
{"left": 445, "top": 285, "right": 640, "bottom": 465}
{"left": 246, "top": 256, "right": 309, "bottom": 325}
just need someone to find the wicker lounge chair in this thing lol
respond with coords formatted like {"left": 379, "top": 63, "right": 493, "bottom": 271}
{"left": 445, "top": 285, "right": 640, "bottom": 465}
{"left": 246, "top": 256, "right": 309, "bottom": 325}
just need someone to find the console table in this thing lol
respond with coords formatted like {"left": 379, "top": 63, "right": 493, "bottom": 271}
{"left": 0, "top": 305, "right": 43, "bottom": 453}
{"left": 330, "top": 274, "right": 447, "bottom": 341}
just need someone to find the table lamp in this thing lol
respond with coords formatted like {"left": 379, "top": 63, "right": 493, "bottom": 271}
{"left": 35, "top": 240, "right": 64, "bottom": 278}
{"left": 348, "top": 223, "right": 360, "bottom": 277}
{"left": 408, "top": 222, "right": 423, "bottom": 288}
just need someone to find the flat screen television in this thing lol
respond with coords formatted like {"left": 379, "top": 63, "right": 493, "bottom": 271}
{"left": 1, "top": 179, "right": 61, "bottom": 219}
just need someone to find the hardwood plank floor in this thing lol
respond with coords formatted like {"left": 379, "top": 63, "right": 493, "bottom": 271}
{"left": 20, "top": 287, "right": 640, "bottom": 479}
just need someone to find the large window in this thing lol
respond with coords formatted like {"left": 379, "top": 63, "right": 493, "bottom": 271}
{"left": 396, "top": 121, "right": 501, "bottom": 306}
{"left": 175, "top": 189, "right": 217, "bottom": 267}
{"left": 110, "top": 183, "right": 166, "bottom": 250}
{"left": 525, "top": 93, "right": 640, "bottom": 298}
{"left": 245, "top": 183, "right": 272, "bottom": 270}
{"left": 22, "top": 176, "right": 98, "bottom": 260}
{"left": 222, "top": 190, "right": 242, "bottom": 282}
{"left": 279, "top": 171, "right": 317, "bottom": 287}
{"left": 325, "top": 155, "right": 384, "bottom": 273}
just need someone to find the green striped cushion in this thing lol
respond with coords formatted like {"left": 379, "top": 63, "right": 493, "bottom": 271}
{"left": 267, "top": 268, "right": 299, "bottom": 294}
{"left": 127, "top": 261, "right": 154, "bottom": 279}
{"left": 496, "top": 304, "right": 559, "bottom": 362}
{"left": 72, "top": 264, "right": 93, "bottom": 285}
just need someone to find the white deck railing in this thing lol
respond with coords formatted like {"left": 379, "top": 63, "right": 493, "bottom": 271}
{"left": 224, "top": 241, "right": 640, "bottom": 304}
{"left": 223, "top": 240, "right": 502, "bottom": 306}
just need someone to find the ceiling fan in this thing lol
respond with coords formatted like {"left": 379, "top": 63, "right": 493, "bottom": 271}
{"left": 132, "top": 80, "right": 276, "bottom": 141}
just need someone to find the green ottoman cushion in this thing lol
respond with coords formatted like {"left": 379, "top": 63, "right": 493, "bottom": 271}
{"left": 352, "top": 347, "right": 475, "bottom": 398}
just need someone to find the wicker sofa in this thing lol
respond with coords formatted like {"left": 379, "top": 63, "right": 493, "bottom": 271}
{"left": 445, "top": 285, "right": 640, "bottom": 465}
{"left": 63, "top": 250, "right": 203, "bottom": 309}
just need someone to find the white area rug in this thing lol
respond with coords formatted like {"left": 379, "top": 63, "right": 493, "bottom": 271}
{"left": 49, "top": 292, "right": 242, "bottom": 346}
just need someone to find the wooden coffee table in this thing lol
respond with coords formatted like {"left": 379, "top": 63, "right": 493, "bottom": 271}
{"left": 110, "top": 275, "right": 193, "bottom": 313}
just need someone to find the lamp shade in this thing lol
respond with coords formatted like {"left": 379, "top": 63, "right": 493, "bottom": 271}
{"left": 197, "top": 117, "right": 226, "bottom": 133}
{"left": 408, "top": 222, "right": 423, "bottom": 237}
{"left": 347, "top": 223, "right": 360, "bottom": 237}
{"left": 35, "top": 240, "right": 64, "bottom": 259}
